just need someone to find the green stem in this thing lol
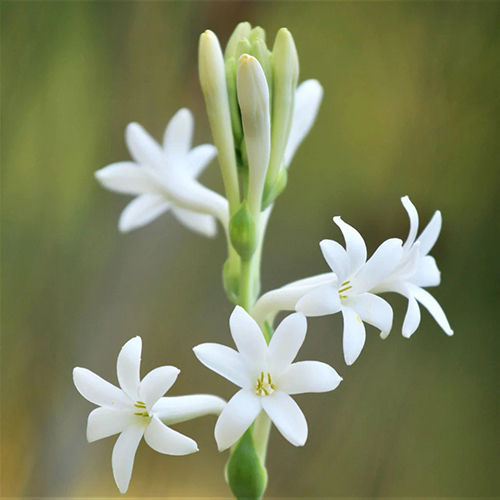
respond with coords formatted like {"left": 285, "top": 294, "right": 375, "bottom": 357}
{"left": 239, "top": 257, "right": 254, "bottom": 311}
{"left": 253, "top": 412, "right": 272, "bottom": 463}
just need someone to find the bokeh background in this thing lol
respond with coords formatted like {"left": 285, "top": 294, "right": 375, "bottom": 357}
{"left": 2, "top": 1, "right": 499, "bottom": 498}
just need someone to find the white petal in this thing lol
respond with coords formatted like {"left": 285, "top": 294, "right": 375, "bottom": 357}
{"left": 186, "top": 144, "right": 217, "bottom": 179}
{"left": 402, "top": 295, "right": 421, "bottom": 338}
{"left": 261, "top": 391, "right": 307, "bottom": 446}
{"left": 87, "top": 407, "right": 132, "bottom": 443}
{"left": 354, "top": 238, "right": 403, "bottom": 293}
{"left": 193, "top": 343, "right": 249, "bottom": 387}
{"left": 73, "top": 367, "right": 130, "bottom": 408}
{"left": 320, "top": 239, "right": 350, "bottom": 283}
{"left": 267, "top": 313, "right": 307, "bottom": 374}
{"left": 172, "top": 207, "right": 217, "bottom": 237}
{"left": 126, "top": 122, "right": 165, "bottom": 169}
{"left": 152, "top": 394, "right": 226, "bottom": 425}
{"left": 401, "top": 196, "right": 419, "bottom": 249}
{"left": 95, "top": 163, "right": 162, "bottom": 195}
{"left": 295, "top": 284, "right": 341, "bottom": 317}
{"left": 117, "top": 336, "right": 142, "bottom": 401}
{"left": 412, "top": 255, "right": 441, "bottom": 287}
{"left": 144, "top": 415, "right": 198, "bottom": 455}
{"left": 214, "top": 389, "right": 261, "bottom": 451}
{"left": 333, "top": 216, "right": 367, "bottom": 273}
{"left": 282, "top": 272, "right": 337, "bottom": 290}
{"left": 229, "top": 306, "right": 268, "bottom": 370}
{"left": 341, "top": 306, "right": 366, "bottom": 366}
{"left": 279, "top": 361, "right": 342, "bottom": 395}
{"left": 410, "top": 284, "right": 453, "bottom": 336}
{"left": 284, "top": 79, "right": 323, "bottom": 168}
{"left": 118, "top": 194, "right": 170, "bottom": 232}
{"left": 139, "top": 366, "right": 179, "bottom": 410}
{"left": 112, "top": 424, "right": 145, "bottom": 494}
{"left": 347, "top": 293, "right": 393, "bottom": 336}
{"left": 162, "top": 108, "right": 193, "bottom": 163}
{"left": 416, "top": 210, "right": 442, "bottom": 256}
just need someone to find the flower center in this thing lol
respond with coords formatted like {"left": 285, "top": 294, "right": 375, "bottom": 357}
{"left": 133, "top": 400, "right": 150, "bottom": 419}
{"left": 255, "top": 372, "right": 276, "bottom": 396}
{"left": 338, "top": 280, "right": 352, "bottom": 300}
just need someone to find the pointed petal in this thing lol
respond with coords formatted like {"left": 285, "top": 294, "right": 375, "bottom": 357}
{"left": 152, "top": 394, "right": 226, "bottom": 425}
{"left": 139, "top": 366, "right": 179, "bottom": 410}
{"left": 117, "top": 337, "right": 142, "bottom": 401}
{"left": 144, "top": 415, "right": 198, "bottom": 455}
{"left": 193, "top": 343, "right": 249, "bottom": 387}
{"left": 126, "top": 122, "right": 165, "bottom": 169}
{"left": 268, "top": 313, "right": 307, "bottom": 374}
{"left": 402, "top": 295, "right": 421, "bottom": 338}
{"left": 261, "top": 391, "right": 307, "bottom": 446}
{"left": 296, "top": 284, "right": 341, "bottom": 317}
{"left": 95, "top": 162, "right": 162, "bottom": 195}
{"left": 354, "top": 238, "right": 403, "bottom": 293}
{"left": 319, "top": 239, "right": 350, "bottom": 283}
{"left": 410, "top": 284, "right": 453, "bottom": 336}
{"left": 412, "top": 255, "right": 441, "bottom": 287}
{"left": 229, "top": 306, "right": 268, "bottom": 370}
{"left": 284, "top": 79, "right": 323, "bottom": 168}
{"left": 279, "top": 361, "right": 342, "bottom": 395}
{"left": 87, "top": 407, "right": 132, "bottom": 443}
{"left": 416, "top": 210, "right": 442, "bottom": 255}
{"left": 401, "top": 196, "right": 419, "bottom": 249}
{"left": 172, "top": 207, "right": 217, "bottom": 238}
{"left": 186, "top": 144, "right": 217, "bottom": 179}
{"left": 333, "top": 216, "right": 367, "bottom": 273}
{"left": 214, "top": 389, "right": 261, "bottom": 451}
{"left": 118, "top": 194, "right": 170, "bottom": 232}
{"left": 347, "top": 293, "right": 393, "bottom": 336}
{"left": 341, "top": 306, "right": 366, "bottom": 366}
{"left": 112, "top": 425, "right": 144, "bottom": 494}
{"left": 282, "top": 272, "right": 337, "bottom": 289}
{"left": 73, "top": 367, "right": 130, "bottom": 408}
{"left": 162, "top": 108, "right": 194, "bottom": 162}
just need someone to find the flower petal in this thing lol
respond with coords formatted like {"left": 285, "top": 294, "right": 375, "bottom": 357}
{"left": 412, "top": 255, "right": 441, "bottom": 287}
{"left": 347, "top": 293, "right": 393, "bottom": 336}
{"left": 319, "top": 239, "right": 350, "bottom": 282}
{"left": 416, "top": 210, "right": 442, "bottom": 256}
{"left": 401, "top": 196, "right": 419, "bottom": 249}
{"left": 341, "top": 306, "right": 366, "bottom": 365}
{"left": 279, "top": 361, "right": 342, "bottom": 395}
{"left": 162, "top": 108, "right": 193, "bottom": 163}
{"left": 95, "top": 162, "right": 162, "bottom": 195}
{"left": 229, "top": 306, "right": 268, "bottom": 370}
{"left": 193, "top": 343, "right": 249, "bottom": 387}
{"left": 112, "top": 424, "right": 145, "bottom": 494}
{"left": 268, "top": 312, "right": 307, "bottom": 374}
{"left": 126, "top": 122, "right": 165, "bottom": 169}
{"left": 172, "top": 207, "right": 217, "bottom": 238}
{"left": 295, "top": 284, "right": 341, "bottom": 317}
{"left": 186, "top": 144, "right": 217, "bottom": 179}
{"left": 117, "top": 336, "right": 142, "bottom": 401}
{"left": 214, "top": 389, "right": 261, "bottom": 451}
{"left": 73, "top": 367, "right": 130, "bottom": 408}
{"left": 152, "top": 394, "right": 226, "bottom": 425}
{"left": 402, "top": 295, "right": 421, "bottom": 338}
{"left": 410, "top": 284, "right": 453, "bottom": 336}
{"left": 139, "top": 366, "right": 179, "bottom": 410}
{"left": 144, "top": 415, "right": 198, "bottom": 455}
{"left": 118, "top": 194, "right": 170, "bottom": 232}
{"left": 87, "top": 407, "right": 132, "bottom": 443}
{"left": 333, "top": 216, "right": 367, "bottom": 273}
{"left": 261, "top": 391, "right": 307, "bottom": 446}
{"left": 354, "top": 238, "right": 403, "bottom": 293}
{"left": 284, "top": 79, "right": 323, "bottom": 168}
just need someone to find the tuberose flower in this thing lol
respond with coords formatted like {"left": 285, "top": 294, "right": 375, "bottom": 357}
{"left": 95, "top": 108, "right": 229, "bottom": 235}
{"left": 73, "top": 336, "right": 225, "bottom": 494}
{"left": 373, "top": 196, "right": 453, "bottom": 338}
{"left": 193, "top": 306, "right": 342, "bottom": 451}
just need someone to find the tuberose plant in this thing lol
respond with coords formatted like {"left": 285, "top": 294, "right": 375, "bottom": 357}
{"left": 73, "top": 22, "right": 452, "bottom": 499}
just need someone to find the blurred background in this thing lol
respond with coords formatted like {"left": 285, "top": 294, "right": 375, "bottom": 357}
{"left": 2, "top": 1, "right": 499, "bottom": 498}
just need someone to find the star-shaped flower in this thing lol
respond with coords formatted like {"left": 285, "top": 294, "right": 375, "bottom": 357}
{"left": 73, "top": 336, "right": 225, "bottom": 494}
{"left": 95, "top": 108, "right": 229, "bottom": 235}
{"left": 373, "top": 196, "right": 453, "bottom": 338}
{"left": 193, "top": 306, "right": 342, "bottom": 451}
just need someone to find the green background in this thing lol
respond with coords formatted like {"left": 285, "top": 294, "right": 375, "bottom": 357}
{"left": 2, "top": 1, "right": 499, "bottom": 498}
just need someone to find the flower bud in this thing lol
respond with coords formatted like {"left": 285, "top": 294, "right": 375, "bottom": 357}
{"left": 225, "top": 21, "right": 252, "bottom": 60}
{"left": 229, "top": 201, "right": 257, "bottom": 260}
{"left": 225, "top": 56, "right": 243, "bottom": 145}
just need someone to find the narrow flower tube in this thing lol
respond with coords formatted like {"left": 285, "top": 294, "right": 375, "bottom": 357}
{"left": 237, "top": 54, "right": 271, "bottom": 214}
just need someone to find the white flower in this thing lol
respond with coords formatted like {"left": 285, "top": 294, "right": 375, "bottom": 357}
{"left": 95, "top": 108, "right": 229, "bottom": 235}
{"left": 73, "top": 336, "right": 225, "bottom": 494}
{"left": 193, "top": 306, "right": 342, "bottom": 451}
{"left": 373, "top": 196, "right": 453, "bottom": 338}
